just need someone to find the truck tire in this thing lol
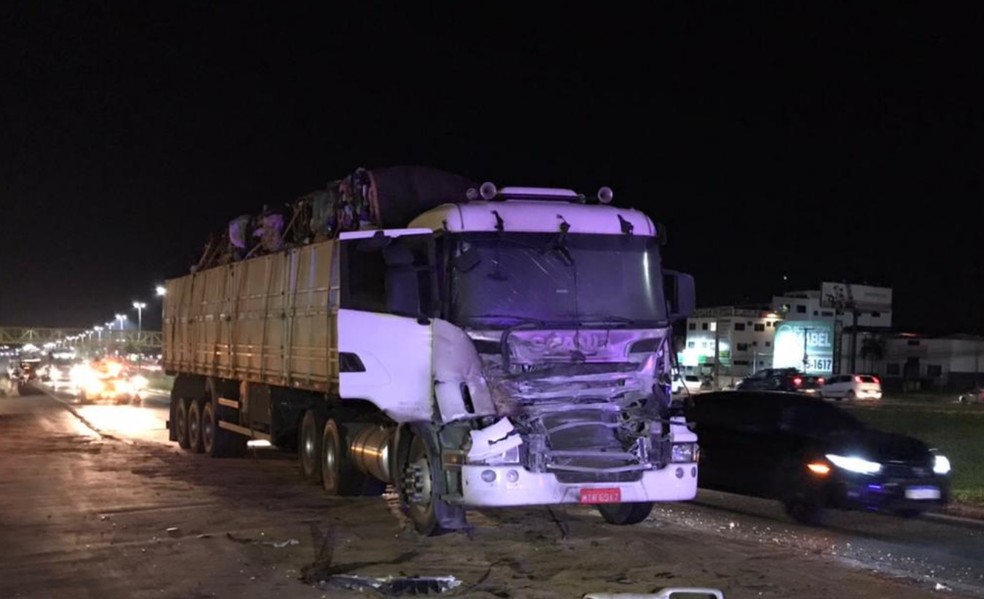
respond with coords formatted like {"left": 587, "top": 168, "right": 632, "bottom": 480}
{"left": 299, "top": 410, "right": 324, "bottom": 484}
{"left": 187, "top": 399, "right": 205, "bottom": 454}
{"left": 201, "top": 401, "right": 244, "bottom": 457}
{"left": 397, "top": 425, "right": 465, "bottom": 536}
{"left": 321, "top": 419, "right": 380, "bottom": 496}
{"left": 596, "top": 502, "right": 654, "bottom": 525}
{"left": 175, "top": 398, "right": 191, "bottom": 449}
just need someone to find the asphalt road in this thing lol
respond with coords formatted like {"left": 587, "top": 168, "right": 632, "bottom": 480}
{"left": 1, "top": 383, "right": 982, "bottom": 598}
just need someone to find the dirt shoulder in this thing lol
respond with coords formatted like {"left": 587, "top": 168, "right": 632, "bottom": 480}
{"left": 0, "top": 396, "right": 969, "bottom": 599}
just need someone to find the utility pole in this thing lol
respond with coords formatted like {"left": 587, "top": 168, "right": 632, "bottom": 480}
{"left": 801, "top": 326, "right": 814, "bottom": 373}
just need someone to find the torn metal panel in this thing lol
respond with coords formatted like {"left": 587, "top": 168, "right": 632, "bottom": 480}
{"left": 432, "top": 318, "right": 496, "bottom": 423}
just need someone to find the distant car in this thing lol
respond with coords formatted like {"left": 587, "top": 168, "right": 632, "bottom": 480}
{"left": 821, "top": 374, "right": 882, "bottom": 401}
{"left": 957, "top": 387, "right": 984, "bottom": 404}
{"left": 672, "top": 374, "right": 704, "bottom": 395}
{"left": 688, "top": 391, "right": 951, "bottom": 524}
{"left": 79, "top": 374, "right": 141, "bottom": 405}
{"left": 735, "top": 368, "right": 806, "bottom": 392}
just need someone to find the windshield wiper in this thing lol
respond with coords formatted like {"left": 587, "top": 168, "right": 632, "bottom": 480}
{"left": 576, "top": 315, "right": 668, "bottom": 327}
{"left": 468, "top": 314, "right": 549, "bottom": 326}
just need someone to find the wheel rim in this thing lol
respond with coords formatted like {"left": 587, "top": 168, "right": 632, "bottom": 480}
{"left": 189, "top": 405, "right": 200, "bottom": 444}
{"left": 301, "top": 417, "right": 317, "bottom": 477}
{"left": 322, "top": 422, "right": 339, "bottom": 493}
{"left": 404, "top": 436, "right": 433, "bottom": 510}
{"left": 176, "top": 402, "right": 188, "bottom": 441}
{"left": 202, "top": 405, "right": 214, "bottom": 451}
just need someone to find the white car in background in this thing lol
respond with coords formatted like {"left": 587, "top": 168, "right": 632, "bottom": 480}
{"left": 820, "top": 374, "right": 883, "bottom": 401}
{"left": 672, "top": 374, "right": 704, "bottom": 395}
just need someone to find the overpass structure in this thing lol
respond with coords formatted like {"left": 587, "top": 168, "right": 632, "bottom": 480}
{"left": 0, "top": 326, "right": 163, "bottom": 351}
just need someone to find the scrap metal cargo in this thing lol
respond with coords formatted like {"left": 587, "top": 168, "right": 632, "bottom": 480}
{"left": 162, "top": 166, "right": 698, "bottom": 535}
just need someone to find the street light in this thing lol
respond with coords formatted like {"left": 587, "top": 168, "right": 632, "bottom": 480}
{"left": 133, "top": 301, "right": 146, "bottom": 372}
{"left": 155, "top": 285, "right": 167, "bottom": 297}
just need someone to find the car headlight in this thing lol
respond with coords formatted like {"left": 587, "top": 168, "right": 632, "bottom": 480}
{"left": 933, "top": 454, "right": 951, "bottom": 475}
{"left": 671, "top": 442, "right": 699, "bottom": 463}
{"left": 825, "top": 453, "right": 882, "bottom": 475}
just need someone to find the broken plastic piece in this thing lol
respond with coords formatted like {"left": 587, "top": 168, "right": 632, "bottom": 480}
{"left": 466, "top": 418, "right": 522, "bottom": 462}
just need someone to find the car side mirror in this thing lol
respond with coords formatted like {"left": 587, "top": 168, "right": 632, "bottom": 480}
{"left": 664, "top": 270, "right": 696, "bottom": 322}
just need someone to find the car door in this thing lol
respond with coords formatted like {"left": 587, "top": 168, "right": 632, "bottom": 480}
{"left": 688, "top": 393, "right": 743, "bottom": 492}
{"left": 721, "top": 393, "right": 787, "bottom": 497}
{"left": 691, "top": 393, "right": 775, "bottom": 495}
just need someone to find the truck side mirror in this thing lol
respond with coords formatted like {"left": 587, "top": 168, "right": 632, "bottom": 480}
{"left": 664, "top": 270, "right": 695, "bottom": 322}
{"left": 356, "top": 230, "right": 392, "bottom": 252}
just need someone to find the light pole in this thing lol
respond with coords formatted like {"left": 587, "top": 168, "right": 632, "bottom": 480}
{"left": 115, "top": 314, "right": 127, "bottom": 355}
{"left": 94, "top": 325, "right": 103, "bottom": 357}
{"left": 133, "top": 301, "right": 146, "bottom": 372}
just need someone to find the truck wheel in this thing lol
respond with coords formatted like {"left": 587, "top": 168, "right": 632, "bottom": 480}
{"left": 597, "top": 502, "right": 654, "bottom": 525}
{"left": 201, "top": 401, "right": 230, "bottom": 457}
{"left": 175, "top": 398, "right": 191, "bottom": 449}
{"left": 187, "top": 400, "right": 204, "bottom": 454}
{"left": 299, "top": 410, "right": 324, "bottom": 484}
{"left": 320, "top": 419, "right": 378, "bottom": 496}
{"left": 398, "top": 427, "right": 465, "bottom": 536}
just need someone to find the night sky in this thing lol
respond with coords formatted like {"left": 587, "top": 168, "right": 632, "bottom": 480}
{"left": 2, "top": 4, "right": 982, "bottom": 334}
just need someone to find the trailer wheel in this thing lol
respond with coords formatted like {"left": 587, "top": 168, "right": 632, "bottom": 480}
{"left": 596, "top": 502, "right": 654, "bottom": 525}
{"left": 175, "top": 398, "right": 190, "bottom": 449}
{"left": 299, "top": 410, "right": 324, "bottom": 483}
{"left": 321, "top": 419, "right": 382, "bottom": 496}
{"left": 397, "top": 426, "right": 465, "bottom": 536}
{"left": 187, "top": 399, "right": 204, "bottom": 454}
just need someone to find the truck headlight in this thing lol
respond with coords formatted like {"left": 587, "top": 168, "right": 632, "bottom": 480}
{"left": 825, "top": 453, "right": 882, "bottom": 475}
{"left": 671, "top": 442, "right": 699, "bottom": 463}
{"left": 933, "top": 454, "right": 951, "bottom": 475}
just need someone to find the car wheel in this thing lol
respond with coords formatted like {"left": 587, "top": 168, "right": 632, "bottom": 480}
{"left": 894, "top": 508, "right": 925, "bottom": 519}
{"left": 597, "top": 502, "right": 654, "bottom": 525}
{"left": 846, "top": 390, "right": 856, "bottom": 401}
{"left": 783, "top": 492, "right": 827, "bottom": 526}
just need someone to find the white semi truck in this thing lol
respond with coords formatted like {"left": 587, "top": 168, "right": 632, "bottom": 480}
{"left": 163, "top": 167, "right": 697, "bottom": 535}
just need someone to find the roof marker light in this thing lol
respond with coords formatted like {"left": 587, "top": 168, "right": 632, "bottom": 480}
{"left": 479, "top": 181, "right": 498, "bottom": 200}
{"left": 597, "top": 186, "right": 614, "bottom": 204}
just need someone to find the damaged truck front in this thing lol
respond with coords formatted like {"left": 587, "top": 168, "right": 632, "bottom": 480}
{"left": 164, "top": 172, "right": 696, "bottom": 536}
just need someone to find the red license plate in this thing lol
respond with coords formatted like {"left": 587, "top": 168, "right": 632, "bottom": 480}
{"left": 579, "top": 488, "right": 621, "bottom": 504}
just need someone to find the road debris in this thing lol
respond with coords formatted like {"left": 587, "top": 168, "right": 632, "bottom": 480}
{"left": 225, "top": 532, "right": 299, "bottom": 548}
{"left": 320, "top": 575, "right": 462, "bottom": 595}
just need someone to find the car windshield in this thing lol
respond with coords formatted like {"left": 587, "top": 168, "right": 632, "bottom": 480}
{"left": 450, "top": 232, "right": 667, "bottom": 327}
{"left": 859, "top": 375, "right": 877, "bottom": 383}
{"left": 781, "top": 402, "right": 865, "bottom": 434}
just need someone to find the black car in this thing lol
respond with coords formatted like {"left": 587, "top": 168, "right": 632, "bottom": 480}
{"left": 688, "top": 391, "right": 951, "bottom": 524}
{"left": 737, "top": 368, "right": 825, "bottom": 395}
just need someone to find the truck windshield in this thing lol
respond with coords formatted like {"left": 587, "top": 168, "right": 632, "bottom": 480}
{"left": 449, "top": 232, "right": 667, "bottom": 327}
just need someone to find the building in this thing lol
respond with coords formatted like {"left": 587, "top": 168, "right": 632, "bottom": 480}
{"left": 864, "top": 333, "right": 984, "bottom": 392}
{"left": 681, "top": 306, "right": 784, "bottom": 380}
